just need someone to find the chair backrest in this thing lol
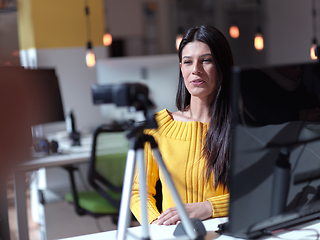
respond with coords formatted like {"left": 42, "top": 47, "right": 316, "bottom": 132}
{"left": 88, "top": 124, "right": 129, "bottom": 207}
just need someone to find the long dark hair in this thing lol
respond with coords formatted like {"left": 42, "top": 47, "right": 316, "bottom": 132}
{"left": 176, "top": 25, "right": 234, "bottom": 189}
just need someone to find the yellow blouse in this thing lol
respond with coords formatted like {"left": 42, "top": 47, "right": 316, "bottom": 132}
{"left": 130, "top": 109, "right": 229, "bottom": 224}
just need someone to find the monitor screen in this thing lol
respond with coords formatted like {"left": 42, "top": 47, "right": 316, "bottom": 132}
{"left": 0, "top": 67, "right": 65, "bottom": 126}
{"left": 24, "top": 69, "right": 65, "bottom": 125}
{"left": 225, "top": 61, "right": 320, "bottom": 238}
{"left": 23, "top": 68, "right": 65, "bottom": 126}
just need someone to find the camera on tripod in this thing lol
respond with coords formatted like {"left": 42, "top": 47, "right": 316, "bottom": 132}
{"left": 91, "top": 82, "right": 206, "bottom": 240}
{"left": 91, "top": 83, "right": 157, "bottom": 129}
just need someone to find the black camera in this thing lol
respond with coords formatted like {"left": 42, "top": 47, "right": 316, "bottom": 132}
{"left": 91, "top": 83, "right": 157, "bottom": 129}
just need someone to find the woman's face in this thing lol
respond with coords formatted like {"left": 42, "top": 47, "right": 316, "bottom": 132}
{"left": 180, "top": 41, "right": 218, "bottom": 103}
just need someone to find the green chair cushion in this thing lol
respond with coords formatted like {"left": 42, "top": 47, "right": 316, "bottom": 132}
{"left": 95, "top": 152, "right": 127, "bottom": 187}
{"left": 65, "top": 190, "right": 121, "bottom": 214}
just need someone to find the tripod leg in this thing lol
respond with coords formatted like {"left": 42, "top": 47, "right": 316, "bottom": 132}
{"left": 136, "top": 148, "right": 150, "bottom": 239}
{"left": 152, "top": 148, "right": 198, "bottom": 240}
{"left": 117, "top": 149, "right": 137, "bottom": 240}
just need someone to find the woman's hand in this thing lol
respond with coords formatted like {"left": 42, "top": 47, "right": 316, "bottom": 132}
{"left": 155, "top": 201, "right": 212, "bottom": 225}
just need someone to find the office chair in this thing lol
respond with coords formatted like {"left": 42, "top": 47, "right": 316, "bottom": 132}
{"left": 64, "top": 123, "right": 128, "bottom": 225}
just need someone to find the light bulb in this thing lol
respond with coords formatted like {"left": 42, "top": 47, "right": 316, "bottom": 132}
{"left": 254, "top": 32, "right": 264, "bottom": 51}
{"left": 86, "top": 49, "right": 96, "bottom": 67}
{"left": 229, "top": 25, "right": 240, "bottom": 39}
{"left": 310, "top": 43, "right": 318, "bottom": 60}
{"left": 85, "top": 41, "right": 96, "bottom": 67}
{"left": 176, "top": 33, "right": 183, "bottom": 50}
{"left": 103, "top": 33, "right": 112, "bottom": 46}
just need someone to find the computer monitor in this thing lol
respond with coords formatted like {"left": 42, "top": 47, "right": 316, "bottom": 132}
{"left": 224, "top": 61, "right": 320, "bottom": 238}
{"left": 1, "top": 67, "right": 65, "bottom": 166}
{"left": 23, "top": 68, "right": 65, "bottom": 126}
{"left": 1, "top": 67, "right": 65, "bottom": 142}
{"left": 1, "top": 67, "right": 65, "bottom": 125}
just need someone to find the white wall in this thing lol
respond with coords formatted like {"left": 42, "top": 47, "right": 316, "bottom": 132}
{"left": 265, "top": 0, "right": 318, "bottom": 65}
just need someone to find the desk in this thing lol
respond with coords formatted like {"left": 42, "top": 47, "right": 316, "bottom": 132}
{"left": 13, "top": 133, "right": 93, "bottom": 240}
{"left": 57, "top": 218, "right": 320, "bottom": 240}
{"left": 14, "top": 130, "right": 130, "bottom": 240}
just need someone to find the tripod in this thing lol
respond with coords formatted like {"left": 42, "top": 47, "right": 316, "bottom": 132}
{"left": 91, "top": 82, "right": 205, "bottom": 240}
{"left": 116, "top": 123, "right": 204, "bottom": 240}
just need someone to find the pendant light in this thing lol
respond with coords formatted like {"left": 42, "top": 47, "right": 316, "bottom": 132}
{"left": 175, "top": 0, "right": 183, "bottom": 50}
{"left": 310, "top": 38, "right": 317, "bottom": 60}
{"left": 254, "top": 0, "right": 264, "bottom": 51}
{"left": 229, "top": 1, "right": 240, "bottom": 39}
{"left": 103, "top": 31, "right": 112, "bottom": 46}
{"left": 86, "top": 42, "right": 96, "bottom": 67}
{"left": 176, "top": 27, "right": 183, "bottom": 50}
{"left": 85, "top": 0, "right": 96, "bottom": 67}
{"left": 254, "top": 27, "right": 264, "bottom": 51}
{"left": 229, "top": 25, "right": 240, "bottom": 39}
{"left": 103, "top": 0, "right": 112, "bottom": 47}
{"left": 310, "top": 0, "right": 318, "bottom": 60}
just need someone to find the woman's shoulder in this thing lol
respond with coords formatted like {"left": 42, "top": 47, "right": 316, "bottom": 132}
{"left": 145, "top": 109, "right": 184, "bottom": 139}
{"left": 155, "top": 108, "right": 172, "bottom": 119}
{"left": 147, "top": 109, "right": 207, "bottom": 140}
{"left": 153, "top": 109, "right": 174, "bottom": 129}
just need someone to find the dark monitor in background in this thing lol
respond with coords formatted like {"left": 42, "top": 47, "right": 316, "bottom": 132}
{"left": 0, "top": 67, "right": 65, "bottom": 163}
{"left": 224, "top": 61, "right": 320, "bottom": 238}
{"left": 1, "top": 67, "right": 65, "bottom": 127}
{"left": 23, "top": 68, "right": 65, "bottom": 126}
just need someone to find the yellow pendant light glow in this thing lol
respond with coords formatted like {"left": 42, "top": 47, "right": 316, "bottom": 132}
{"left": 310, "top": 42, "right": 318, "bottom": 60}
{"left": 175, "top": 26, "right": 183, "bottom": 50}
{"left": 254, "top": 32, "right": 264, "bottom": 51}
{"left": 86, "top": 42, "right": 96, "bottom": 67}
{"left": 176, "top": 33, "right": 183, "bottom": 50}
{"left": 310, "top": 0, "right": 318, "bottom": 60}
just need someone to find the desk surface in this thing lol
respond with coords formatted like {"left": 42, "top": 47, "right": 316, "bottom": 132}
{"left": 57, "top": 218, "right": 320, "bottom": 240}
{"left": 16, "top": 131, "right": 128, "bottom": 172}
{"left": 15, "top": 132, "right": 92, "bottom": 172}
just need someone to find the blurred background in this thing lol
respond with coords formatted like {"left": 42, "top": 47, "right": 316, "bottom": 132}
{"left": 1, "top": 0, "right": 319, "bottom": 132}
{"left": 0, "top": 0, "right": 319, "bottom": 239}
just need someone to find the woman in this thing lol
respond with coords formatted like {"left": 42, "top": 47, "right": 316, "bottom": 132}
{"left": 130, "top": 25, "right": 234, "bottom": 225}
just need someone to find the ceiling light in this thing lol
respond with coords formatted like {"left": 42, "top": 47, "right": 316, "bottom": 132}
{"left": 254, "top": 28, "right": 264, "bottom": 51}
{"left": 229, "top": 25, "right": 240, "bottom": 39}
{"left": 176, "top": 27, "right": 183, "bottom": 50}
{"left": 310, "top": 38, "right": 318, "bottom": 60}
{"left": 86, "top": 41, "right": 96, "bottom": 67}
{"left": 103, "top": 32, "right": 112, "bottom": 46}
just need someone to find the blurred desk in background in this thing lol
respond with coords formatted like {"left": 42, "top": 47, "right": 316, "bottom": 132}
{"left": 13, "top": 132, "right": 93, "bottom": 240}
